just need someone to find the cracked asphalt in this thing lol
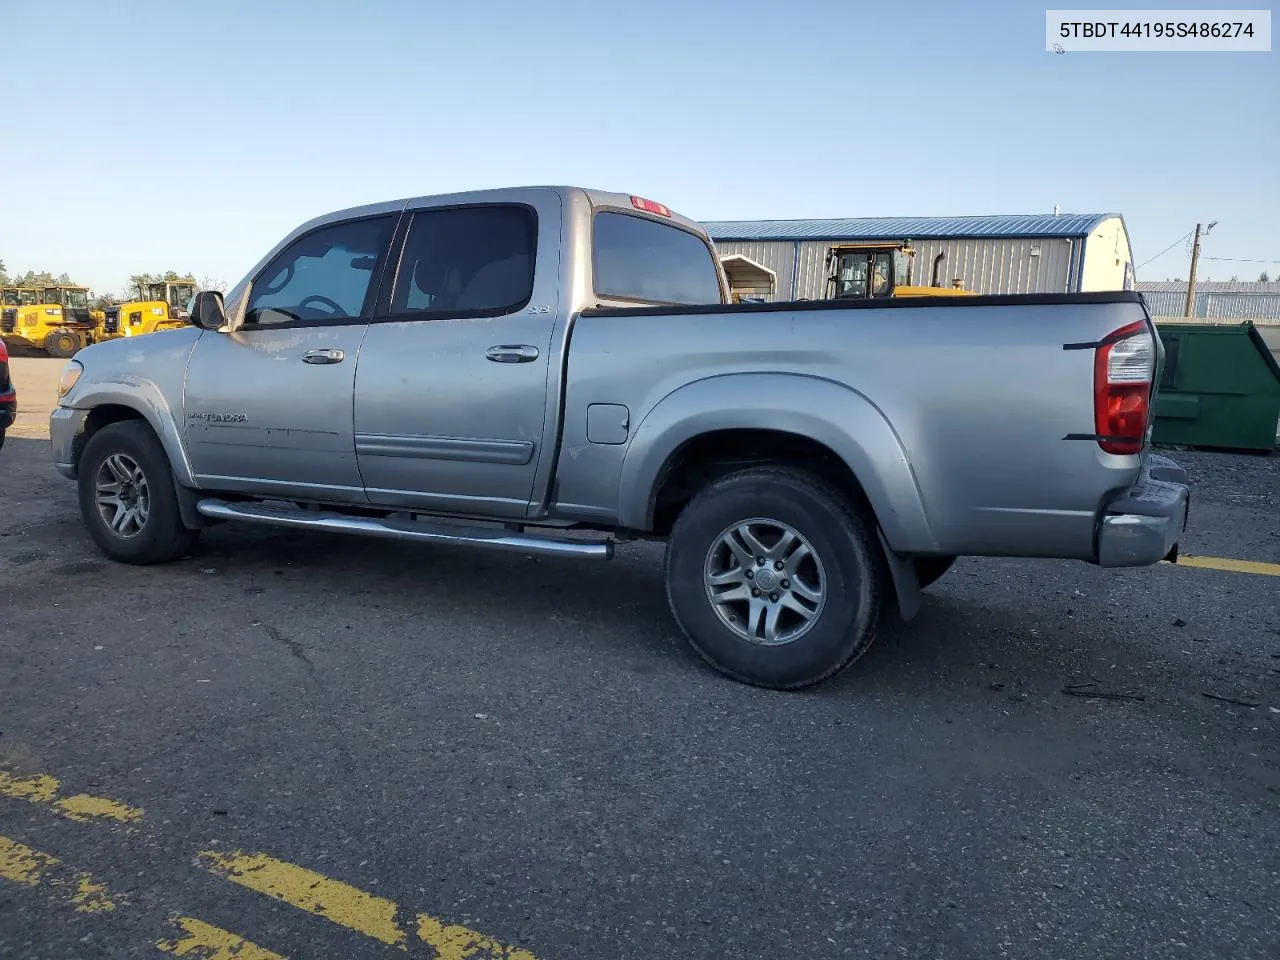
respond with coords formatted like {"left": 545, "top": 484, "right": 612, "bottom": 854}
{"left": 2, "top": 355, "right": 1278, "bottom": 959}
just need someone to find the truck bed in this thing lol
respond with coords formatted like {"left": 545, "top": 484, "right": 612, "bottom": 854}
{"left": 555, "top": 291, "right": 1155, "bottom": 561}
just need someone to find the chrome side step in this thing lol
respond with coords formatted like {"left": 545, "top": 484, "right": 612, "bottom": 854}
{"left": 194, "top": 498, "right": 614, "bottom": 560}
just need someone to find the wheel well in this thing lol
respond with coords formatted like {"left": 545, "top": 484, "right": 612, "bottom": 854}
{"left": 72, "top": 405, "right": 147, "bottom": 473}
{"left": 648, "top": 428, "right": 873, "bottom": 536}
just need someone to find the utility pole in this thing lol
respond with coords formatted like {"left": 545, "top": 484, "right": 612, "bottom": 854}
{"left": 1183, "top": 220, "right": 1217, "bottom": 317}
{"left": 1183, "top": 223, "right": 1202, "bottom": 317}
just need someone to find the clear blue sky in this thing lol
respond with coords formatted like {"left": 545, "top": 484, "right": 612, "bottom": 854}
{"left": 2, "top": 0, "right": 1275, "bottom": 294}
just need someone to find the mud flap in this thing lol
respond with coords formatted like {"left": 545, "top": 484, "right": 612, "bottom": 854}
{"left": 877, "top": 528, "right": 923, "bottom": 622}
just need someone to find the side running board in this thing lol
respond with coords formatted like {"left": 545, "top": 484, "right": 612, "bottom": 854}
{"left": 195, "top": 498, "right": 614, "bottom": 560}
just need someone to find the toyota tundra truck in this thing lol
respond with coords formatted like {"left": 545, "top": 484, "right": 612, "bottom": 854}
{"left": 50, "top": 186, "right": 1190, "bottom": 690}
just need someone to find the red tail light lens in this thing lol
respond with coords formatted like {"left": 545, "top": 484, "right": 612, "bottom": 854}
{"left": 1094, "top": 320, "right": 1155, "bottom": 455}
{"left": 630, "top": 196, "right": 672, "bottom": 217}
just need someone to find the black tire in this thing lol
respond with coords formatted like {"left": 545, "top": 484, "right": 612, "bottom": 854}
{"left": 45, "top": 330, "right": 80, "bottom": 358}
{"left": 0, "top": 429, "right": 5, "bottom": 452}
{"left": 664, "top": 466, "right": 886, "bottom": 690}
{"left": 78, "top": 420, "right": 200, "bottom": 564}
{"left": 914, "top": 555, "right": 956, "bottom": 589}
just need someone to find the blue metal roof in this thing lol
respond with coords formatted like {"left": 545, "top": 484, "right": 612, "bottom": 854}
{"left": 702, "top": 213, "right": 1118, "bottom": 242}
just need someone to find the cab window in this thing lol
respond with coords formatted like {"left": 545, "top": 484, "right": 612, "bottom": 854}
{"left": 833, "top": 253, "right": 869, "bottom": 299}
{"left": 592, "top": 212, "right": 722, "bottom": 305}
{"left": 387, "top": 205, "right": 537, "bottom": 318}
{"left": 246, "top": 215, "right": 396, "bottom": 326}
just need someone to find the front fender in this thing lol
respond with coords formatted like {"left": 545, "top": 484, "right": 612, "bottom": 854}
{"left": 616, "top": 373, "right": 939, "bottom": 553}
{"left": 65, "top": 378, "right": 196, "bottom": 487}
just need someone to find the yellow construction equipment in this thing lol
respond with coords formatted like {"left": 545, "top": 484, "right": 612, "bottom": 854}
{"left": 826, "top": 241, "right": 977, "bottom": 300}
{"left": 101, "top": 277, "right": 197, "bottom": 340}
{"left": 0, "top": 285, "right": 97, "bottom": 357}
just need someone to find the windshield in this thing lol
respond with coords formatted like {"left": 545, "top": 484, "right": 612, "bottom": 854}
{"left": 142, "top": 282, "right": 166, "bottom": 302}
{"left": 168, "top": 283, "right": 195, "bottom": 309}
{"left": 18, "top": 289, "right": 38, "bottom": 306}
{"left": 1, "top": 290, "right": 17, "bottom": 306}
{"left": 63, "top": 289, "right": 89, "bottom": 309}
{"left": 42, "top": 288, "right": 63, "bottom": 306}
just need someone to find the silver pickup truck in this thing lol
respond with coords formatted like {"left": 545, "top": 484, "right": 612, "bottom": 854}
{"left": 51, "top": 186, "right": 1190, "bottom": 690}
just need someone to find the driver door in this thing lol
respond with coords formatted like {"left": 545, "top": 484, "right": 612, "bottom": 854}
{"left": 182, "top": 213, "right": 400, "bottom": 504}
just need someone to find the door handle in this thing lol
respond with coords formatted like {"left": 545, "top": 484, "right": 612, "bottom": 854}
{"left": 302, "top": 348, "right": 345, "bottom": 364}
{"left": 485, "top": 344, "right": 539, "bottom": 363}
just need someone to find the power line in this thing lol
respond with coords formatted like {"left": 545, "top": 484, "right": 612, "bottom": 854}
{"left": 1137, "top": 230, "right": 1194, "bottom": 269}
{"left": 1202, "top": 256, "right": 1280, "bottom": 264}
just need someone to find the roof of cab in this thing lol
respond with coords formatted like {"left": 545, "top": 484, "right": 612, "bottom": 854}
{"left": 302, "top": 186, "right": 709, "bottom": 238}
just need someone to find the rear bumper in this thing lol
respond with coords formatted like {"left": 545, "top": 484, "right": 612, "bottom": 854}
{"left": 0, "top": 395, "right": 15, "bottom": 430}
{"left": 1096, "top": 453, "right": 1190, "bottom": 568}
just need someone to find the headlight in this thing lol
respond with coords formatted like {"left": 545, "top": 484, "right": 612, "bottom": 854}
{"left": 57, "top": 360, "right": 83, "bottom": 398}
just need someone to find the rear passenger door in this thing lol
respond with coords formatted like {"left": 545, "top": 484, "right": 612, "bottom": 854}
{"left": 353, "top": 196, "right": 561, "bottom": 519}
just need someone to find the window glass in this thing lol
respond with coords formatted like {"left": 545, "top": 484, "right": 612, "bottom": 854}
{"left": 592, "top": 212, "right": 722, "bottom": 305}
{"left": 871, "top": 255, "right": 892, "bottom": 296}
{"left": 834, "top": 253, "right": 869, "bottom": 299}
{"left": 169, "top": 283, "right": 195, "bottom": 310}
{"left": 63, "top": 289, "right": 89, "bottom": 309}
{"left": 390, "top": 206, "right": 536, "bottom": 317}
{"left": 247, "top": 215, "right": 395, "bottom": 326}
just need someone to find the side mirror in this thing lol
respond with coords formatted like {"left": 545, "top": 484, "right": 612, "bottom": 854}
{"left": 191, "top": 291, "right": 227, "bottom": 331}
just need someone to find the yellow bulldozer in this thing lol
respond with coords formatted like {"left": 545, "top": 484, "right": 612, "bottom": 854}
{"left": 1, "top": 285, "right": 98, "bottom": 357}
{"left": 100, "top": 277, "right": 198, "bottom": 340}
{"left": 825, "top": 241, "right": 976, "bottom": 300}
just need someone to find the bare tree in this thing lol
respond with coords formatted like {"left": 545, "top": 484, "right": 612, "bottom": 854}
{"left": 198, "top": 274, "right": 229, "bottom": 292}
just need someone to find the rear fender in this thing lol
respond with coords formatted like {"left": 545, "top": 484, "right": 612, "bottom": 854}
{"left": 616, "top": 373, "right": 939, "bottom": 555}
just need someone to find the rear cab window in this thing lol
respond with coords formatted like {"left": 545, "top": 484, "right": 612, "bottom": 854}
{"left": 387, "top": 205, "right": 537, "bottom": 319}
{"left": 592, "top": 211, "right": 723, "bottom": 306}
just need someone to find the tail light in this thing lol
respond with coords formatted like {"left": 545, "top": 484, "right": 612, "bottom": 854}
{"left": 1093, "top": 320, "right": 1155, "bottom": 455}
{"left": 630, "top": 196, "right": 672, "bottom": 217}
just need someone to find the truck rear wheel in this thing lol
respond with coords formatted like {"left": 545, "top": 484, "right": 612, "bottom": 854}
{"left": 45, "top": 330, "right": 81, "bottom": 358}
{"left": 77, "top": 421, "right": 200, "bottom": 565}
{"left": 664, "top": 466, "right": 885, "bottom": 690}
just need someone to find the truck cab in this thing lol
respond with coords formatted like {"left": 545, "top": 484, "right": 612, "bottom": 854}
{"left": 826, "top": 241, "right": 976, "bottom": 299}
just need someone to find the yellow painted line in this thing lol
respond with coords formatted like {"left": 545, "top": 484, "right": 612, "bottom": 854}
{"left": 196, "top": 849, "right": 407, "bottom": 947}
{"left": 417, "top": 914, "right": 539, "bottom": 960}
{"left": 0, "top": 772, "right": 59, "bottom": 804}
{"left": 0, "top": 770, "right": 144, "bottom": 824}
{"left": 54, "top": 793, "right": 145, "bottom": 824}
{"left": 197, "top": 849, "right": 543, "bottom": 958}
{"left": 1166, "top": 554, "right": 1280, "bottom": 577}
{"left": 0, "top": 835, "right": 124, "bottom": 913}
{"left": 156, "top": 916, "right": 290, "bottom": 960}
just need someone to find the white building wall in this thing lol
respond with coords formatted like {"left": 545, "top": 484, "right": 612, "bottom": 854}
{"left": 1081, "top": 217, "right": 1134, "bottom": 291}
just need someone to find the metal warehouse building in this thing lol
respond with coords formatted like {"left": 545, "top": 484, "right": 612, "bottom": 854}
{"left": 703, "top": 213, "right": 1135, "bottom": 301}
{"left": 1134, "top": 281, "right": 1280, "bottom": 321}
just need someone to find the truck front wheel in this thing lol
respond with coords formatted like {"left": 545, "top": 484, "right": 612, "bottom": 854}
{"left": 77, "top": 421, "right": 200, "bottom": 564}
{"left": 664, "top": 466, "right": 885, "bottom": 690}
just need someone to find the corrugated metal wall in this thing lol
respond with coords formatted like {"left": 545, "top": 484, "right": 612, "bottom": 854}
{"left": 1139, "top": 291, "right": 1280, "bottom": 320}
{"left": 713, "top": 237, "right": 1075, "bottom": 300}
{"left": 711, "top": 241, "right": 799, "bottom": 300}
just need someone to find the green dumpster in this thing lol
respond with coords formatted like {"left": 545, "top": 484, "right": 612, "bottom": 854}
{"left": 1151, "top": 320, "right": 1280, "bottom": 453}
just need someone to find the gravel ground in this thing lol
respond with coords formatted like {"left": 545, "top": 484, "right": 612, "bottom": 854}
{"left": 2, "top": 355, "right": 1278, "bottom": 960}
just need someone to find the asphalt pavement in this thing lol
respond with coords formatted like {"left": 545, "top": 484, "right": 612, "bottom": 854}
{"left": 2, "top": 355, "right": 1278, "bottom": 960}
